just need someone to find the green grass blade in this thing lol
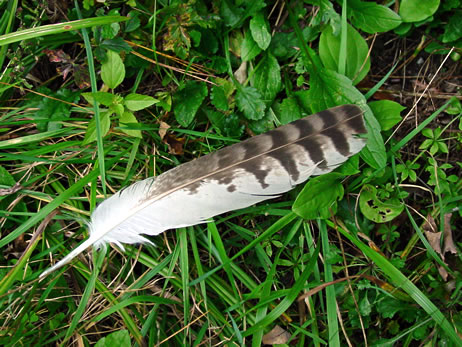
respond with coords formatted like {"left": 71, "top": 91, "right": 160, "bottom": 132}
{"left": 391, "top": 98, "right": 454, "bottom": 153}
{"left": 63, "top": 246, "right": 107, "bottom": 343}
{"left": 178, "top": 227, "right": 190, "bottom": 345}
{"left": 243, "top": 242, "right": 321, "bottom": 337}
{"left": 0, "top": 16, "right": 128, "bottom": 46}
{"left": 189, "top": 212, "right": 298, "bottom": 286}
{"left": 0, "top": 0, "right": 18, "bottom": 72}
{"left": 0, "top": 225, "right": 41, "bottom": 296}
{"left": 74, "top": 0, "right": 106, "bottom": 196}
{"left": 331, "top": 221, "right": 462, "bottom": 345}
{"left": 207, "top": 221, "right": 239, "bottom": 297}
{"left": 319, "top": 219, "right": 340, "bottom": 346}
{"left": 338, "top": 0, "right": 348, "bottom": 76}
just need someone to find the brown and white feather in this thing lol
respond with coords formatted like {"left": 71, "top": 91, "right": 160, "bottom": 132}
{"left": 40, "top": 104, "right": 367, "bottom": 278}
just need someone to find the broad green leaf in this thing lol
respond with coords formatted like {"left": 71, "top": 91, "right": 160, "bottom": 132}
{"left": 125, "top": 11, "right": 141, "bottom": 33}
{"left": 124, "top": 93, "right": 158, "bottom": 111}
{"left": 120, "top": 111, "right": 142, "bottom": 138}
{"left": 95, "top": 330, "right": 130, "bottom": 347}
{"left": 349, "top": 0, "right": 402, "bottom": 33}
{"left": 235, "top": 86, "right": 266, "bottom": 120}
{"left": 110, "top": 103, "right": 125, "bottom": 117}
{"left": 276, "top": 97, "right": 302, "bottom": 125}
{"left": 173, "top": 81, "right": 208, "bottom": 127}
{"left": 293, "top": 173, "right": 344, "bottom": 220}
{"left": 210, "top": 85, "right": 229, "bottom": 111}
{"left": 319, "top": 24, "right": 370, "bottom": 85}
{"left": 307, "top": 68, "right": 386, "bottom": 169}
{"left": 251, "top": 53, "right": 281, "bottom": 103}
{"left": 220, "top": 0, "right": 245, "bottom": 27}
{"left": 241, "top": 30, "right": 262, "bottom": 61}
{"left": 368, "top": 100, "right": 405, "bottom": 131}
{"left": 101, "top": 22, "right": 120, "bottom": 40}
{"left": 82, "top": 91, "right": 118, "bottom": 107}
{"left": 442, "top": 12, "right": 462, "bottom": 43}
{"left": 293, "top": 89, "right": 312, "bottom": 114}
{"left": 0, "top": 165, "right": 15, "bottom": 188}
{"left": 83, "top": 111, "right": 111, "bottom": 145}
{"left": 337, "top": 155, "right": 360, "bottom": 175}
{"left": 101, "top": 50, "right": 125, "bottom": 89}
{"left": 359, "top": 184, "right": 404, "bottom": 223}
{"left": 100, "top": 37, "right": 132, "bottom": 53}
{"left": 399, "top": 0, "right": 440, "bottom": 23}
{"left": 250, "top": 12, "right": 271, "bottom": 50}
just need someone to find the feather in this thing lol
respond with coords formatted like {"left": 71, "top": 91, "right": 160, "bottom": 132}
{"left": 40, "top": 104, "right": 367, "bottom": 278}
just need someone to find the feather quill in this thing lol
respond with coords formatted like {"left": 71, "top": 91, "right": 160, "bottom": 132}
{"left": 40, "top": 104, "right": 367, "bottom": 278}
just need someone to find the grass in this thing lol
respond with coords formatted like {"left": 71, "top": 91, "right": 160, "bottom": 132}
{"left": 1, "top": 0, "right": 461, "bottom": 346}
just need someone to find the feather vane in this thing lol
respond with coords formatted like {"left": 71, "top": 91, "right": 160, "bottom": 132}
{"left": 40, "top": 104, "right": 367, "bottom": 278}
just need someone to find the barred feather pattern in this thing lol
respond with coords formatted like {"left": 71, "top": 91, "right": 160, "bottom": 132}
{"left": 40, "top": 104, "right": 367, "bottom": 278}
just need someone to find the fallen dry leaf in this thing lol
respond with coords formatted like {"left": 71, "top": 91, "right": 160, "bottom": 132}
{"left": 262, "top": 325, "right": 291, "bottom": 345}
{"left": 234, "top": 61, "right": 247, "bottom": 84}
{"left": 0, "top": 182, "right": 22, "bottom": 196}
{"left": 443, "top": 213, "right": 457, "bottom": 255}
{"left": 158, "top": 121, "right": 171, "bottom": 140}
{"left": 422, "top": 215, "right": 443, "bottom": 257}
{"left": 163, "top": 133, "right": 185, "bottom": 155}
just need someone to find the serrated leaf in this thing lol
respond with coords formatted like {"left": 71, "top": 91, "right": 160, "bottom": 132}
{"left": 82, "top": 92, "right": 117, "bottom": 107}
{"left": 248, "top": 107, "right": 274, "bottom": 134}
{"left": 368, "top": 100, "right": 405, "bottom": 131}
{"left": 119, "top": 111, "right": 142, "bottom": 138}
{"left": 293, "top": 173, "right": 344, "bottom": 220}
{"left": 251, "top": 53, "right": 281, "bottom": 103}
{"left": 319, "top": 24, "right": 370, "bottom": 85}
{"left": 399, "top": 0, "right": 440, "bottom": 23}
{"left": 359, "top": 184, "right": 404, "bottom": 223}
{"left": 223, "top": 113, "right": 244, "bottom": 137}
{"left": 101, "top": 50, "right": 125, "bottom": 89}
{"left": 25, "top": 87, "right": 79, "bottom": 132}
{"left": 173, "top": 81, "right": 208, "bottom": 127}
{"left": 307, "top": 67, "right": 386, "bottom": 169}
{"left": 124, "top": 93, "right": 158, "bottom": 111}
{"left": 241, "top": 30, "right": 261, "bottom": 61}
{"left": 250, "top": 12, "right": 271, "bottom": 50}
{"left": 235, "top": 86, "right": 266, "bottom": 120}
{"left": 83, "top": 111, "right": 111, "bottom": 145}
{"left": 359, "top": 295, "right": 372, "bottom": 316}
{"left": 349, "top": 0, "right": 402, "bottom": 33}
